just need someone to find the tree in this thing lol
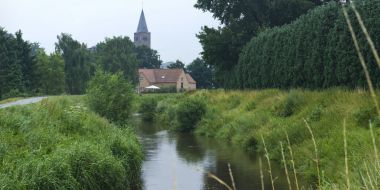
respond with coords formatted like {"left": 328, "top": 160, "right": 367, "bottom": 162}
{"left": 55, "top": 33, "right": 92, "bottom": 94}
{"left": 186, "top": 58, "right": 213, "bottom": 88}
{"left": 95, "top": 36, "right": 139, "bottom": 84}
{"left": 0, "top": 28, "right": 30, "bottom": 98}
{"left": 195, "top": 0, "right": 319, "bottom": 87}
{"left": 35, "top": 49, "right": 65, "bottom": 95}
{"left": 135, "top": 46, "right": 162, "bottom": 69}
{"left": 167, "top": 60, "right": 185, "bottom": 70}
{"left": 15, "top": 30, "right": 37, "bottom": 92}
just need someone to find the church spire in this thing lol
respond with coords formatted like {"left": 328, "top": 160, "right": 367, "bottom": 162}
{"left": 137, "top": 10, "right": 149, "bottom": 33}
{"left": 134, "top": 9, "right": 151, "bottom": 48}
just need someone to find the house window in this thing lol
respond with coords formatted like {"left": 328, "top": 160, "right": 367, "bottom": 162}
{"left": 181, "top": 82, "right": 184, "bottom": 89}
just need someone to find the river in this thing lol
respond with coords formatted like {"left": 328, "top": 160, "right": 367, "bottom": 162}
{"left": 135, "top": 120, "right": 294, "bottom": 190}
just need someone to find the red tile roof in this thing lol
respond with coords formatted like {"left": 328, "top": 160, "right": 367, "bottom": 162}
{"left": 139, "top": 69, "right": 186, "bottom": 83}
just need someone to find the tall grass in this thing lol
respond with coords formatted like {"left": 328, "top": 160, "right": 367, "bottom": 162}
{"left": 0, "top": 96, "right": 143, "bottom": 189}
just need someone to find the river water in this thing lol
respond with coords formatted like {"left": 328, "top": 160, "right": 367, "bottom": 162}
{"left": 136, "top": 121, "right": 293, "bottom": 190}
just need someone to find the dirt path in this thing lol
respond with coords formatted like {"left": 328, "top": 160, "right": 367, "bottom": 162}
{"left": 0, "top": 97, "right": 47, "bottom": 109}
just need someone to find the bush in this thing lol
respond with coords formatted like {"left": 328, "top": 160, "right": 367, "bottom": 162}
{"left": 308, "top": 105, "right": 324, "bottom": 122}
{"left": 175, "top": 97, "right": 207, "bottom": 132}
{"left": 274, "top": 91, "right": 302, "bottom": 117}
{"left": 354, "top": 106, "right": 379, "bottom": 128}
{"left": 139, "top": 97, "right": 158, "bottom": 121}
{"left": 86, "top": 70, "right": 134, "bottom": 124}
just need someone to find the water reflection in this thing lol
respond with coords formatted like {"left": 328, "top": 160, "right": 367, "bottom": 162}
{"left": 136, "top": 121, "right": 292, "bottom": 190}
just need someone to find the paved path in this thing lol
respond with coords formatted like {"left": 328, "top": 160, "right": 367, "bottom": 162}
{"left": 0, "top": 97, "right": 47, "bottom": 109}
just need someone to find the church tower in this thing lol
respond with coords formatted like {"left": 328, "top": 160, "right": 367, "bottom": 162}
{"left": 134, "top": 10, "right": 151, "bottom": 48}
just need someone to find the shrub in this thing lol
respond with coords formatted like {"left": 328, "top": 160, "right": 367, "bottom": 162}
{"left": 308, "top": 105, "right": 324, "bottom": 122}
{"left": 139, "top": 97, "right": 158, "bottom": 121}
{"left": 86, "top": 70, "right": 134, "bottom": 124}
{"left": 175, "top": 97, "right": 207, "bottom": 132}
{"left": 274, "top": 91, "right": 301, "bottom": 117}
{"left": 354, "top": 106, "right": 379, "bottom": 128}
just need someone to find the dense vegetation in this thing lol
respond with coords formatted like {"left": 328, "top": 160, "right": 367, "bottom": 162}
{"left": 0, "top": 96, "right": 143, "bottom": 189}
{"left": 195, "top": 0, "right": 327, "bottom": 86}
{"left": 140, "top": 89, "right": 380, "bottom": 188}
{"left": 232, "top": 0, "right": 380, "bottom": 89}
{"left": 186, "top": 58, "right": 214, "bottom": 89}
{"left": 139, "top": 97, "right": 158, "bottom": 122}
{"left": 86, "top": 70, "right": 135, "bottom": 125}
{"left": 0, "top": 29, "right": 38, "bottom": 99}
{"left": 0, "top": 29, "right": 163, "bottom": 100}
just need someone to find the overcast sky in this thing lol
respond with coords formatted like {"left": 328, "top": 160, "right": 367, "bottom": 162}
{"left": 0, "top": 0, "right": 220, "bottom": 64}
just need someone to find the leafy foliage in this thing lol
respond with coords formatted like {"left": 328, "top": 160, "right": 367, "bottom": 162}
{"left": 135, "top": 46, "right": 162, "bottom": 69}
{"left": 139, "top": 97, "right": 158, "bottom": 121}
{"left": 94, "top": 36, "right": 139, "bottom": 84}
{"left": 56, "top": 33, "right": 93, "bottom": 94}
{"left": 86, "top": 70, "right": 134, "bottom": 124}
{"left": 0, "top": 28, "right": 36, "bottom": 99}
{"left": 195, "top": 0, "right": 320, "bottom": 86}
{"left": 234, "top": 0, "right": 380, "bottom": 89}
{"left": 176, "top": 97, "right": 207, "bottom": 132}
{"left": 186, "top": 58, "right": 213, "bottom": 88}
{"left": 167, "top": 60, "right": 186, "bottom": 70}
{"left": 35, "top": 49, "right": 66, "bottom": 95}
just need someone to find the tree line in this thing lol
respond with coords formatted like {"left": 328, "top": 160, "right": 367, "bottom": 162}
{"left": 194, "top": 0, "right": 379, "bottom": 89}
{"left": 232, "top": 0, "right": 380, "bottom": 89}
{"left": 0, "top": 29, "right": 164, "bottom": 99}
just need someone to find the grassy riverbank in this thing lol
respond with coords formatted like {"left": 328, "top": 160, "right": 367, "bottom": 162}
{"left": 141, "top": 89, "right": 380, "bottom": 189}
{"left": 0, "top": 96, "right": 143, "bottom": 189}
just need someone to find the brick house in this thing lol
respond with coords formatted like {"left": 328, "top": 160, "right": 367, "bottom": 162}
{"left": 138, "top": 69, "right": 196, "bottom": 92}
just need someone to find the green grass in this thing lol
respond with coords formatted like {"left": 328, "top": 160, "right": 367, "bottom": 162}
{"left": 142, "top": 88, "right": 380, "bottom": 188}
{"left": 0, "top": 96, "right": 143, "bottom": 189}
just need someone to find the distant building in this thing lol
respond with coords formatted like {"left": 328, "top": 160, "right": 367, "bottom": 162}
{"left": 138, "top": 69, "right": 196, "bottom": 92}
{"left": 134, "top": 10, "right": 151, "bottom": 48}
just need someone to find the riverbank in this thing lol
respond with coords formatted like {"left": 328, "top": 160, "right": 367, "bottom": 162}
{"left": 141, "top": 89, "right": 380, "bottom": 189}
{"left": 0, "top": 96, "right": 143, "bottom": 189}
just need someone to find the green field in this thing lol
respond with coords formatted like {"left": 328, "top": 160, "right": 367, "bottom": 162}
{"left": 0, "top": 96, "right": 142, "bottom": 189}
{"left": 144, "top": 89, "right": 380, "bottom": 189}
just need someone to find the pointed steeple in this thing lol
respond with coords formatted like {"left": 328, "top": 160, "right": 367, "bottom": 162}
{"left": 137, "top": 10, "right": 149, "bottom": 33}
{"left": 134, "top": 9, "right": 151, "bottom": 48}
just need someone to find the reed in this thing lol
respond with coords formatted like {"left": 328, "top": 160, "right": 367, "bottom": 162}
{"left": 286, "top": 132, "right": 300, "bottom": 190}
{"left": 303, "top": 119, "right": 321, "bottom": 188}
{"left": 261, "top": 135, "right": 275, "bottom": 190}
{"left": 280, "top": 142, "right": 292, "bottom": 190}
{"left": 259, "top": 157, "right": 265, "bottom": 190}
{"left": 228, "top": 163, "right": 237, "bottom": 190}
{"left": 207, "top": 172, "right": 233, "bottom": 190}
{"left": 343, "top": 119, "right": 350, "bottom": 190}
